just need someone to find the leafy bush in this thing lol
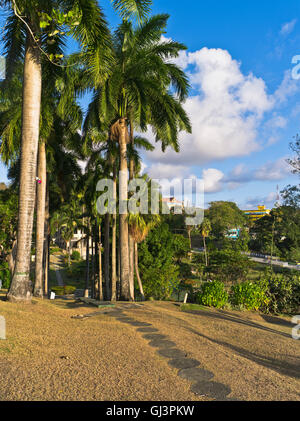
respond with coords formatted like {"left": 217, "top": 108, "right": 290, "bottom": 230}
{"left": 196, "top": 281, "right": 228, "bottom": 308}
{"left": 71, "top": 250, "right": 81, "bottom": 261}
{"left": 231, "top": 281, "right": 269, "bottom": 311}
{"left": 173, "top": 235, "right": 190, "bottom": 263}
{"left": 141, "top": 265, "right": 180, "bottom": 300}
{"left": 0, "top": 261, "right": 11, "bottom": 289}
{"left": 51, "top": 285, "right": 76, "bottom": 295}
{"left": 138, "top": 223, "right": 181, "bottom": 300}
{"left": 259, "top": 273, "right": 300, "bottom": 314}
{"left": 207, "top": 249, "right": 252, "bottom": 283}
{"left": 50, "top": 247, "right": 62, "bottom": 254}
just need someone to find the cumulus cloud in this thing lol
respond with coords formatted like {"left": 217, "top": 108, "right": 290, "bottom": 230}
{"left": 144, "top": 157, "right": 290, "bottom": 199}
{"left": 202, "top": 168, "right": 224, "bottom": 193}
{"left": 146, "top": 47, "right": 273, "bottom": 168}
{"left": 225, "top": 158, "right": 290, "bottom": 184}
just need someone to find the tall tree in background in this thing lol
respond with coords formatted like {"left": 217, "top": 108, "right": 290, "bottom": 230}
{"left": 85, "top": 15, "right": 191, "bottom": 300}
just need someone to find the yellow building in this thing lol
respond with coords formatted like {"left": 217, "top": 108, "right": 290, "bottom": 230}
{"left": 243, "top": 205, "right": 271, "bottom": 222}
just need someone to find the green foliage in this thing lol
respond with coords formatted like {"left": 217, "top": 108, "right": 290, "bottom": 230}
{"left": 71, "top": 250, "right": 81, "bottom": 261}
{"left": 0, "top": 188, "right": 18, "bottom": 253}
{"left": 0, "top": 261, "right": 11, "bottom": 289}
{"left": 138, "top": 223, "right": 180, "bottom": 300}
{"left": 258, "top": 272, "right": 300, "bottom": 314}
{"left": 50, "top": 247, "right": 62, "bottom": 254}
{"left": 196, "top": 281, "right": 228, "bottom": 309}
{"left": 231, "top": 281, "right": 269, "bottom": 311}
{"left": 140, "top": 265, "right": 179, "bottom": 300}
{"left": 207, "top": 248, "right": 252, "bottom": 283}
{"left": 207, "top": 201, "right": 247, "bottom": 239}
{"left": 173, "top": 234, "right": 190, "bottom": 263}
{"left": 250, "top": 206, "right": 300, "bottom": 260}
{"left": 51, "top": 285, "right": 76, "bottom": 295}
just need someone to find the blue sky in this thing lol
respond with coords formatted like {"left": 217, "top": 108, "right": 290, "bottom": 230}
{"left": 1, "top": 0, "right": 300, "bottom": 209}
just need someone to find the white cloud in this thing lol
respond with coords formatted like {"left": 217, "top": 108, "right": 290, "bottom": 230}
{"left": 146, "top": 47, "right": 273, "bottom": 168}
{"left": 273, "top": 70, "right": 300, "bottom": 104}
{"left": 280, "top": 19, "right": 297, "bottom": 36}
{"left": 254, "top": 158, "right": 290, "bottom": 181}
{"left": 243, "top": 191, "right": 277, "bottom": 210}
{"left": 202, "top": 168, "right": 224, "bottom": 193}
{"left": 225, "top": 158, "right": 290, "bottom": 184}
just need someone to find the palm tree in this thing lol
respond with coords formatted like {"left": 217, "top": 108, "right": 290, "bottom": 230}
{"left": 2, "top": 0, "right": 112, "bottom": 303}
{"left": 128, "top": 209, "right": 160, "bottom": 301}
{"left": 85, "top": 15, "right": 191, "bottom": 301}
{"left": 200, "top": 218, "right": 211, "bottom": 267}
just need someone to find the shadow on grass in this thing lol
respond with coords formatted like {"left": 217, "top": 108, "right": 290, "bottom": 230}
{"left": 185, "top": 307, "right": 292, "bottom": 340}
{"left": 186, "top": 327, "right": 300, "bottom": 380}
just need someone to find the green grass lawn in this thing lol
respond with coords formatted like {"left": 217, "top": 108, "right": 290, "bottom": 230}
{"left": 180, "top": 303, "right": 209, "bottom": 312}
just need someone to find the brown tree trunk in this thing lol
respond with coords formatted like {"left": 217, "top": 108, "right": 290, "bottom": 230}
{"left": 203, "top": 236, "right": 208, "bottom": 267}
{"left": 91, "top": 231, "right": 95, "bottom": 298}
{"left": 98, "top": 220, "right": 103, "bottom": 301}
{"left": 8, "top": 240, "right": 17, "bottom": 276}
{"left": 34, "top": 142, "right": 46, "bottom": 297}
{"left": 134, "top": 242, "right": 145, "bottom": 301}
{"left": 111, "top": 165, "right": 117, "bottom": 301}
{"left": 104, "top": 213, "right": 110, "bottom": 301}
{"left": 44, "top": 176, "right": 50, "bottom": 297}
{"left": 118, "top": 119, "right": 130, "bottom": 301}
{"left": 128, "top": 120, "right": 135, "bottom": 301}
{"left": 8, "top": 33, "right": 42, "bottom": 303}
{"left": 84, "top": 223, "right": 90, "bottom": 298}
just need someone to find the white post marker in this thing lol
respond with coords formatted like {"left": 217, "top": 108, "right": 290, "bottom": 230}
{"left": 292, "top": 315, "right": 300, "bottom": 340}
{"left": 183, "top": 293, "right": 188, "bottom": 304}
{"left": 0, "top": 316, "right": 5, "bottom": 340}
{"left": 50, "top": 292, "right": 56, "bottom": 300}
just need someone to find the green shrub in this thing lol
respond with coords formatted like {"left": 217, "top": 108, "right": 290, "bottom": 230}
{"left": 259, "top": 274, "right": 300, "bottom": 314}
{"left": 138, "top": 223, "right": 181, "bottom": 300}
{"left": 141, "top": 265, "right": 180, "bottom": 300}
{"left": 0, "top": 261, "right": 11, "bottom": 289}
{"left": 196, "top": 281, "right": 228, "bottom": 308}
{"left": 71, "top": 250, "right": 81, "bottom": 261}
{"left": 231, "top": 281, "right": 269, "bottom": 311}
{"left": 207, "top": 249, "right": 252, "bottom": 283}
{"left": 50, "top": 247, "right": 62, "bottom": 254}
{"left": 51, "top": 285, "right": 76, "bottom": 295}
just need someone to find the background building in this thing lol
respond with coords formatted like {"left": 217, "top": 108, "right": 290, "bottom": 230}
{"left": 243, "top": 205, "right": 271, "bottom": 222}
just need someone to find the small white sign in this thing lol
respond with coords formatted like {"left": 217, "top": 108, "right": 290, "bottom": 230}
{"left": 50, "top": 292, "right": 56, "bottom": 300}
{"left": 0, "top": 316, "right": 5, "bottom": 340}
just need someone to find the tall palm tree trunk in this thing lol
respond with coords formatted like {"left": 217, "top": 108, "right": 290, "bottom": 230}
{"left": 44, "top": 174, "right": 50, "bottom": 297}
{"left": 98, "top": 220, "right": 103, "bottom": 301}
{"left": 104, "top": 213, "right": 110, "bottom": 300}
{"left": 111, "top": 164, "right": 117, "bottom": 301}
{"left": 203, "top": 236, "right": 208, "bottom": 267}
{"left": 8, "top": 34, "right": 42, "bottom": 303}
{"left": 134, "top": 242, "right": 145, "bottom": 301}
{"left": 118, "top": 119, "right": 130, "bottom": 301}
{"left": 34, "top": 142, "right": 46, "bottom": 297}
{"left": 84, "top": 224, "right": 90, "bottom": 298}
{"left": 128, "top": 120, "right": 135, "bottom": 301}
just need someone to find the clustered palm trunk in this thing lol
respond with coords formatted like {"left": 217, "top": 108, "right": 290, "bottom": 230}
{"left": 7, "top": 34, "right": 42, "bottom": 303}
{"left": 34, "top": 142, "right": 46, "bottom": 297}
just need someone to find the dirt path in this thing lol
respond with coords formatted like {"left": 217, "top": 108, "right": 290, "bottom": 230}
{"left": 0, "top": 296, "right": 299, "bottom": 401}
{"left": 50, "top": 254, "right": 65, "bottom": 287}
